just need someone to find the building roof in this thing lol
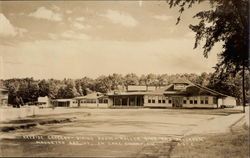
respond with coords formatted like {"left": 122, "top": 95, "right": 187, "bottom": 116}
{"left": 163, "top": 81, "right": 228, "bottom": 97}
{"left": 107, "top": 85, "right": 172, "bottom": 96}
{"left": 107, "top": 91, "right": 148, "bottom": 96}
{"left": 193, "top": 84, "right": 228, "bottom": 97}
{"left": 53, "top": 99, "right": 72, "bottom": 102}
{"left": 74, "top": 92, "right": 104, "bottom": 99}
{"left": 107, "top": 80, "right": 229, "bottom": 98}
{"left": 0, "top": 88, "right": 8, "bottom": 92}
{"left": 127, "top": 85, "right": 166, "bottom": 92}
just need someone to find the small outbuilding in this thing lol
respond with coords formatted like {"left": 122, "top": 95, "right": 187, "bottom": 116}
{"left": 37, "top": 96, "right": 53, "bottom": 108}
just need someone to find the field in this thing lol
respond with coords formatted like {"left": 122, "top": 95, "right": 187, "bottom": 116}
{"left": 0, "top": 107, "right": 248, "bottom": 157}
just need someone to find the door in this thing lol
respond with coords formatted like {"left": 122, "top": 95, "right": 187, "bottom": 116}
{"left": 172, "top": 97, "right": 183, "bottom": 108}
{"left": 77, "top": 100, "right": 80, "bottom": 107}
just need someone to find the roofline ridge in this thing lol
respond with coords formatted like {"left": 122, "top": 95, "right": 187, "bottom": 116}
{"left": 193, "top": 83, "right": 228, "bottom": 97}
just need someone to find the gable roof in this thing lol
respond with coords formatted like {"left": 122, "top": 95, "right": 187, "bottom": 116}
{"left": 74, "top": 92, "right": 104, "bottom": 99}
{"left": 107, "top": 85, "right": 173, "bottom": 96}
{"left": 107, "top": 79, "right": 229, "bottom": 98}
{"left": 193, "top": 84, "right": 228, "bottom": 97}
{"left": 164, "top": 78, "right": 228, "bottom": 97}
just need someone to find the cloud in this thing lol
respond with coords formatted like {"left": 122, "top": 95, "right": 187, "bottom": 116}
{"left": 29, "top": 7, "right": 62, "bottom": 21}
{"left": 75, "top": 17, "right": 85, "bottom": 22}
{"left": 61, "top": 31, "right": 90, "bottom": 40}
{"left": 16, "top": 27, "right": 28, "bottom": 37}
{"left": 0, "top": 13, "right": 17, "bottom": 37}
{"left": 66, "top": 10, "right": 73, "bottom": 14}
{"left": 101, "top": 9, "right": 138, "bottom": 27}
{"left": 51, "top": 5, "right": 60, "bottom": 12}
{"left": 1, "top": 37, "right": 219, "bottom": 79}
{"left": 153, "top": 15, "right": 173, "bottom": 21}
{"left": 48, "top": 33, "right": 58, "bottom": 40}
{"left": 0, "top": 13, "right": 28, "bottom": 38}
{"left": 73, "top": 22, "right": 91, "bottom": 30}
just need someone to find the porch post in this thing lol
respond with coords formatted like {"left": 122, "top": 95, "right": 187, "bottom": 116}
{"left": 97, "top": 98, "right": 99, "bottom": 108}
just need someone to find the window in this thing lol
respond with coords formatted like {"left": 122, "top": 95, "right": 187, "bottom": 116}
{"left": 194, "top": 100, "right": 197, "bottom": 104}
{"left": 158, "top": 100, "right": 162, "bottom": 103}
{"left": 213, "top": 97, "right": 217, "bottom": 104}
{"left": 80, "top": 101, "right": 84, "bottom": 103}
{"left": 152, "top": 100, "right": 155, "bottom": 103}
{"left": 148, "top": 99, "right": 151, "bottom": 103}
{"left": 190, "top": 100, "right": 193, "bottom": 104}
{"left": 104, "top": 99, "right": 107, "bottom": 103}
{"left": 162, "top": 100, "right": 166, "bottom": 103}
{"left": 183, "top": 100, "right": 187, "bottom": 104}
{"left": 168, "top": 100, "right": 172, "bottom": 104}
{"left": 205, "top": 97, "right": 209, "bottom": 104}
{"left": 201, "top": 100, "right": 204, "bottom": 104}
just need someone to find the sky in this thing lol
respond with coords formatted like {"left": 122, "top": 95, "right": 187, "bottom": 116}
{"left": 0, "top": 1, "right": 222, "bottom": 79}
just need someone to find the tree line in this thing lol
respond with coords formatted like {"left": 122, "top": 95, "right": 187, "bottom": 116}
{"left": 1, "top": 72, "right": 249, "bottom": 106}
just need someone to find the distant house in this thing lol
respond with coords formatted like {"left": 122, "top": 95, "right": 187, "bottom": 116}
{"left": 107, "top": 79, "right": 237, "bottom": 108}
{"left": 37, "top": 96, "right": 53, "bottom": 108}
{"left": 0, "top": 88, "right": 8, "bottom": 107}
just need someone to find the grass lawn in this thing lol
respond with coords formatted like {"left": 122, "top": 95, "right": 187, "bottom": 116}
{"left": 172, "top": 123, "right": 249, "bottom": 158}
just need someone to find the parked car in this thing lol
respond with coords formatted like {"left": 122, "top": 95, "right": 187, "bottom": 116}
{"left": 220, "top": 105, "right": 235, "bottom": 108}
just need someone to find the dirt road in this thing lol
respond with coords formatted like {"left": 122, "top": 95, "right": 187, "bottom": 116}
{"left": 0, "top": 108, "right": 246, "bottom": 157}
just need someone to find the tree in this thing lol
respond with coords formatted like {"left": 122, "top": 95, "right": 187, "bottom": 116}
{"left": 208, "top": 72, "right": 242, "bottom": 102}
{"left": 4, "top": 80, "right": 20, "bottom": 105}
{"left": 63, "top": 80, "right": 79, "bottom": 98}
{"left": 167, "top": 0, "right": 249, "bottom": 112}
{"left": 109, "top": 73, "right": 124, "bottom": 90}
{"left": 38, "top": 79, "right": 50, "bottom": 97}
{"left": 47, "top": 79, "right": 60, "bottom": 99}
{"left": 76, "top": 77, "right": 95, "bottom": 95}
{"left": 95, "top": 75, "right": 112, "bottom": 93}
{"left": 124, "top": 73, "right": 139, "bottom": 87}
{"left": 75, "top": 82, "right": 83, "bottom": 96}
{"left": 15, "top": 78, "right": 39, "bottom": 103}
{"left": 157, "top": 74, "right": 169, "bottom": 86}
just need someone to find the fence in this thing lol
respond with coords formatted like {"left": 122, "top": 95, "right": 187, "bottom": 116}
{"left": 0, "top": 106, "right": 86, "bottom": 122}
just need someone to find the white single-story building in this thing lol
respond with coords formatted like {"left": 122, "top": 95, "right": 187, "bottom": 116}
{"left": 37, "top": 96, "right": 53, "bottom": 108}
{"left": 72, "top": 92, "right": 108, "bottom": 108}
{"left": 49, "top": 93, "right": 108, "bottom": 108}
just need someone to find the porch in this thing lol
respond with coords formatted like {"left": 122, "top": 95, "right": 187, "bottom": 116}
{"left": 110, "top": 95, "right": 144, "bottom": 107}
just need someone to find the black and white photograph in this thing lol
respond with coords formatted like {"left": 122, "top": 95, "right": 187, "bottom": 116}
{"left": 0, "top": 0, "right": 249, "bottom": 157}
